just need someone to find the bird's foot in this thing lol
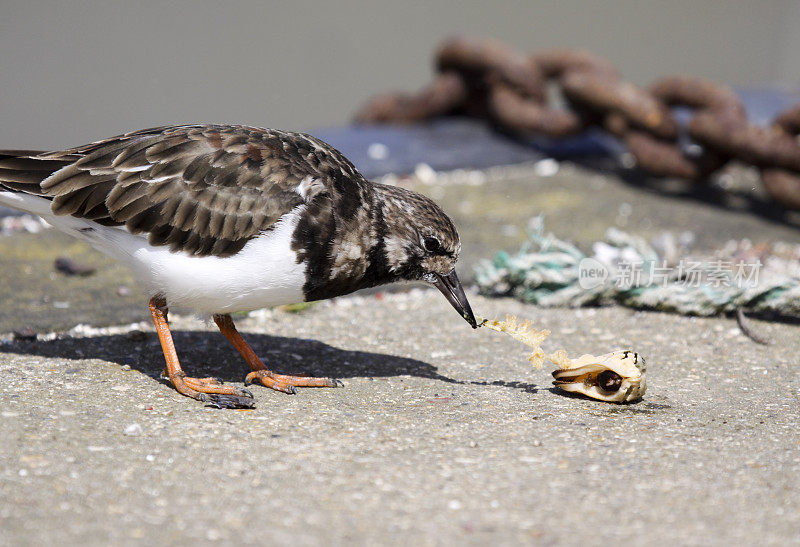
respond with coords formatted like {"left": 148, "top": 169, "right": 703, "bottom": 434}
{"left": 244, "top": 370, "right": 343, "bottom": 394}
{"left": 162, "top": 370, "right": 255, "bottom": 408}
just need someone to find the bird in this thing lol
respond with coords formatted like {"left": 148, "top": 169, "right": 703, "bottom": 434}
{"left": 0, "top": 124, "right": 476, "bottom": 408}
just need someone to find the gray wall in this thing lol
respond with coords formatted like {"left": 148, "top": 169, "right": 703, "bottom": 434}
{"left": 2, "top": 0, "right": 799, "bottom": 149}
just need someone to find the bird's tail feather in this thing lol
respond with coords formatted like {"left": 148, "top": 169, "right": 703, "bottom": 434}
{"left": 0, "top": 150, "right": 143, "bottom": 265}
{"left": 0, "top": 150, "right": 70, "bottom": 195}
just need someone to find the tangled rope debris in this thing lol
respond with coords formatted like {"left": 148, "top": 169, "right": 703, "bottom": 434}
{"left": 473, "top": 218, "right": 800, "bottom": 318}
{"left": 355, "top": 36, "right": 800, "bottom": 210}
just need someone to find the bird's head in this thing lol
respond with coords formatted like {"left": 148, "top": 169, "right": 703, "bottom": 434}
{"left": 376, "top": 184, "right": 477, "bottom": 329}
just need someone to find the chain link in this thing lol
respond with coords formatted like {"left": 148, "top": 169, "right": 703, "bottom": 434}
{"left": 354, "top": 36, "right": 800, "bottom": 211}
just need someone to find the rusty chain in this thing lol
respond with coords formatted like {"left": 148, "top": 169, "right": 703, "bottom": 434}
{"left": 354, "top": 36, "right": 800, "bottom": 211}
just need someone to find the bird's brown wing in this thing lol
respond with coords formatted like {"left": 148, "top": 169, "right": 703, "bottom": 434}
{"left": 0, "top": 125, "right": 359, "bottom": 257}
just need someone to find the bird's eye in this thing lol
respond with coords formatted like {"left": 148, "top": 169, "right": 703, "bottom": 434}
{"left": 423, "top": 236, "right": 441, "bottom": 253}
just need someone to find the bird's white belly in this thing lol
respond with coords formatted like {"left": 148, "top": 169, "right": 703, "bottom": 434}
{"left": 120, "top": 210, "right": 308, "bottom": 313}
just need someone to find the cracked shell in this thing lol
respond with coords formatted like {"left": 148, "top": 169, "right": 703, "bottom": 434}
{"left": 552, "top": 350, "right": 646, "bottom": 403}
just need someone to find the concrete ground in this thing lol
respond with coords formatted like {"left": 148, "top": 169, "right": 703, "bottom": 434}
{"left": 1, "top": 161, "right": 799, "bottom": 545}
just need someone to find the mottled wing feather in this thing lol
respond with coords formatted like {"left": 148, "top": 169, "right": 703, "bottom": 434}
{"left": 0, "top": 151, "right": 75, "bottom": 193}
{"left": 2, "top": 125, "right": 352, "bottom": 257}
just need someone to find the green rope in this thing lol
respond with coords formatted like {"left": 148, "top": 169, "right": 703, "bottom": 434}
{"left": 474, "top": 218, "right": 800, "bottom": 317}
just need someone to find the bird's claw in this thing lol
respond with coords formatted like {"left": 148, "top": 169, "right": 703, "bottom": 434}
{"left": 244, "top": 370, "right": 343, "bottom": 393}
{"left": 163, "top": 372, "right": 255, "bottom": 408}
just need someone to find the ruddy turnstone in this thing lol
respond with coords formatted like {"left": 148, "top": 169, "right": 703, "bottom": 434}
{"left": 0, "top": 124, "right": 476, "bottom": 408}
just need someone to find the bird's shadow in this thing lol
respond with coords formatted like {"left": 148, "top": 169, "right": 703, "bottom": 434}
{"left": 470, "top": 379, "right": 541, "bottom": 394}
{"left": 0, "top": 331, "right": 559, "bottom": 397}
{"left": 1, "top": 330, "right": 463, "bottom": 386}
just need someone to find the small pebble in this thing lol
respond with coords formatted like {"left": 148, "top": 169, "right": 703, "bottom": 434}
{"left": 128, "top": 330, "right": 147, "bottom": 342}
{"left": 124, "top": 423, "right": 142, "bottom": 436}
{"left": 54, "top": 257, "right": 96, "bottom": 276}
{"left": 12, "top": 328, "right": 36, "bottom": 341}
{"left": 367, "top": 142, "right": 389, "bottom": 160}
{"left": 533, "top": 158, "right": 559, "bottom": 177}
{"left": 414, "top": 163, "right": 437, "bottom": 184}
{"left": 117, "top": 285, "right": 131, "bottom": 296}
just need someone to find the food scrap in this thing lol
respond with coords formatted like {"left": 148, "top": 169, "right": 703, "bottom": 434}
{"left": 551, "top": 350, "right": 646, "bottom": 403}
{"left": 479, "top": 315, "right": 646, "bottom": 403}
{"left": 479, "top": 315, "right": 552, "bottom": 368}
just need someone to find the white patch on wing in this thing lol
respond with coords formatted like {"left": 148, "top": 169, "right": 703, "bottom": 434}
{"left": 295, "top": 133, "right": 325, "bottom": 153}
{"left": 88, "top": 168, "right": 116, "bottom": 176}
{"left": 143, "top": 175, "right": 174, "bottom": 183}
{"left": 118, "top": 164, "right": 149, "bottom": 173}
{"left": 295, "top": 175, "right": 317, "bottom": 200}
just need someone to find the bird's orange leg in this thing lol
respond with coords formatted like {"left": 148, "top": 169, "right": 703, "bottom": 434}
{"left": 148, "top": 296, "right": 254, "bottom": 408}
{"left": 213, "top": 313, "right": 343, "bottom": 394}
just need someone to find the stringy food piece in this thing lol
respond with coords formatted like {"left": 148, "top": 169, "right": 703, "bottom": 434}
{"left": 480, "top": 315, "right": 551, "bottom": 368}
{"left": 479, "top": 315, "right": 647, "bottom": 403}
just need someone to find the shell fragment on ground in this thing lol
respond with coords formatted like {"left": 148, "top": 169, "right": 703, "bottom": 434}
{"left": 479, "top": 315, "right": 647, "bottom": 403}
{"left": 551, "top": 350, "right": 646, "bottom": 403}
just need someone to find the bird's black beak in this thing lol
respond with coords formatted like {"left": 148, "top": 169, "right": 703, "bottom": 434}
{"left": 433, "top": 270, "right": 478, "bottom": 329}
